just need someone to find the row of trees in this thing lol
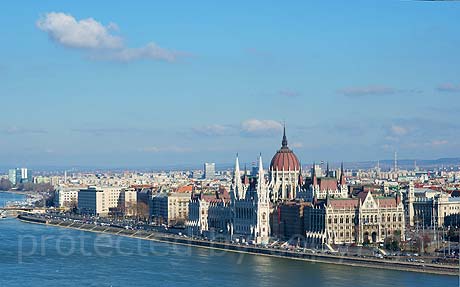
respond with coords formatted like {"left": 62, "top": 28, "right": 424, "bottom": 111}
{"left": 0, "top": 178, "right": 54, "bottom": 193}
{"left": 0, "top": 179, "right": 12, "bottom": 191}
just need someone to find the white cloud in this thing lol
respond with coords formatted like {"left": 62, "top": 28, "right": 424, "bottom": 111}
{"left": 141, "top": 146, "right": 191, "bottom": 153}
{"left": 338, "top": 86, "right": 421, "bottom": 97}
{"left": 291, "top": 142, "right": 303, "bottom": 148}
{"left": 437, "top": 83, "right": 460, "bottom": 93}
{"left": 241, "top": 119, "right": 282, "bottom": 136}
{"left": 338, "top": 86, "right": 396, "bottom": 97}
{"left": 98, "top": 42, "right": 180, "bottom": 62}
{"left": 390, "top": 125, "right": 408, "bottom": 136}
{"left": 36, "top": 12, "right": 123, "bottom": 49}
{"left": 0, "top": 126, "right": 47, "bottom": 135}
{"left": 429, "top": 140, "right": 448, "bottom": 147}
{"left": 192, "top": 124, "right": 235, "bottom": 137}
{"left": 279, "top": 90, "right": 300, "bottom": 98}
{"left": 37, "top": 12, "right": 183, "bottom": 62}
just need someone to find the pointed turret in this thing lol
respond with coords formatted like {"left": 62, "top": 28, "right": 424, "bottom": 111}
{"left": 339, "top": 161, "right": 346, "bottom": 185}
{"left": 312, "top": 162, "right": 318, "bottom": 186}
{"left": 258, "top": 153, "right": 264, "bottom": 180}
{"left": 282, "top": 123, "right": 288, "bottom": 148}
{"left": 257, "top": 153, "right": 268, "bottom": 200}
{"left": 298, "top": 162, "right": 303, "bottom": 186}
{"left": 234, "top": 153, "right": 241, "bottom": 179}
{"left": 232, "top": 153, "right": 243, "bottom": 199}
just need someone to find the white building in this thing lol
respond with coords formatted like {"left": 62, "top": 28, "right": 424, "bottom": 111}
{"left": 54, "top": 187, "right": 80, "bottom": 208}
{"left": 152, "top": 192, "right": 190, "bottom": 226}
{"left": 78, "top": 186, "right": 135, "bottom": 216}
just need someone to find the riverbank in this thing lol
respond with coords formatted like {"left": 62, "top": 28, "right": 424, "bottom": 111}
{"left": 0, "top": 190, "right": 27, "bottom": 195}
{"left": 17, "top": 214, "right": 459, "bottom": 277}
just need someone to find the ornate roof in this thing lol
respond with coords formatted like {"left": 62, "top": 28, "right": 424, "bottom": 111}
{"left": 270, "top": 126, "right": 300, "bottom": 171}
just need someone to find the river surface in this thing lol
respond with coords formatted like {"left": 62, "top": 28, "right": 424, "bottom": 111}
{"left": 0, "top": 192, "right": 458, "bottom": 287}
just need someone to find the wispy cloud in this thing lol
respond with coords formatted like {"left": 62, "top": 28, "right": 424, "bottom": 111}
{"left": 192, "top": 124, "right": 236, "bottom": 137}
{"left": 37, "top": 12, "right": 184, "bottom": 62}
{"left": 241, "top": 119, "right": 282, "bottom": 137}
{"left": 245, "top": 48, "right": 272, "bottom": 59}
{"left": 338, "top": 85, "right": 421, "bottom": 97}
{"left": 71, "top": 127, "right": 143, "bottom": 136}
{"left": 291, "top": 142, "right": 303, "bottom": 148}
{"left": 140, "top": 146, "right": 191, "bottom": 153}
{"left": 429, "top": 139, "right": 448, "bottom": 147}
{"left": 390, "top": 125, "right": 409, "bottom": 136}
{"left": 436, "top": 83, "right": 460, "bottom": 93}
{"left": 191, "top": 120, "right": 284, "bottom": 138}
{"left": 0, "top": 126, "right": 47, "bottom": 135}
{"left": 279, "top": 89, "right": 301, "bottom": 98}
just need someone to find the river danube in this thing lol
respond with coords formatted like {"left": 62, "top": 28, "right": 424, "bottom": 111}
{"left": 0, "top": 192, "right": 457, "bottom": 287}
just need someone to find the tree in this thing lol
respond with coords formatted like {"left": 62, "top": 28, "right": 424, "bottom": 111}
{"left": 137, "top": 201, "right": 150, "bottom": 221}
{"left": 0, "top": 179, "right": 12, "bottom": 191}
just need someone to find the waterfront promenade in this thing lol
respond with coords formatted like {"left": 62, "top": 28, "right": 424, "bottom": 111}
{"left": 17, "top": 214, "right": 459, "bottom": 277}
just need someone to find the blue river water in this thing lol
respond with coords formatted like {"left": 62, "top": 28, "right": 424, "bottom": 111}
{"left": 0, "top": 191, "right": 458, "bottom": 287}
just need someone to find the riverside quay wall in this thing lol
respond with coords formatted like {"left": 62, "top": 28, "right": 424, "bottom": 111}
{"left": 17, "top": 214, "right": 458, "bottom": 276}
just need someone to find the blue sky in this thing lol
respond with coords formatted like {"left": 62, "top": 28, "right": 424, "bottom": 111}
{"left": 0, "top": 1, "right": 459, "bottom": 169}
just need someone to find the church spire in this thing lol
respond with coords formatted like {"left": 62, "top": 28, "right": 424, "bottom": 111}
{"left": 340, "top": 161, "right": 346, "bottom": 185}
{"left": 232, "top": 153, "right": 243, "bottom": 199}
{"left": 298, "top": 162, "right": 303, "bottom": 186}
{"left": 234, "top": 153, "right": 241, "bottom": 179}
{"left": 312, "top": 162, "right": 318, "bottom": 186}
{"left": 258, "top": 153, "right": 264, "bottom": 178}
{"left": 281, "top": 123, "right": 288, "bottom": 148}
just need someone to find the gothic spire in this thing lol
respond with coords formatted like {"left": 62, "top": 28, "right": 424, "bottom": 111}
{"left": 312, "top": 162, "right": 318, "bottom": 186}
{"left": 234, "top": 153, "right": 241, "bottom": 179}
{"left": 232, "top": 153, "right": 243, "bottom": 199}
{"left": 281, "top": 123, "right": 288, "bottom": 148}
{"left": 258, "top": 153, "right": 264, "bottom": 177}
{"left": 340, "top": 161, "right": 346, "bottom": 185}
{"left": 298, "top": 161, "right": 303, "bottom": 186}
{"left": 257, "top": 153, "right": 265, "bottom": 187}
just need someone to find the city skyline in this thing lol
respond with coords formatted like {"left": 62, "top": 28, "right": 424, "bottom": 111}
{"left": 1, "top": 1, "right": 460, "bottom": 167}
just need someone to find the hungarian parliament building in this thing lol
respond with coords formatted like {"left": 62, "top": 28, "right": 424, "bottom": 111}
{"left": 186, "top": 127, "right": 406, "bottom": 246}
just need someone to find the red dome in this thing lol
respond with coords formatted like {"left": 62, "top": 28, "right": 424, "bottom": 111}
{"left": 270, "top": 127, "right": 300, "bottom": 171}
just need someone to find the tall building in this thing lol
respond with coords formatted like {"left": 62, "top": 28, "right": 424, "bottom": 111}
{"left": 269, "top": 126, "right": 301, "bottom": 201}
{"left": 203, "top": 163, "right": 216, "bottom": 180}
{"left": 8, "top": 169, "right": 17, "bottom": 185}
{"left": 8, "top": 168, "right": 32, "bottom": 185}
